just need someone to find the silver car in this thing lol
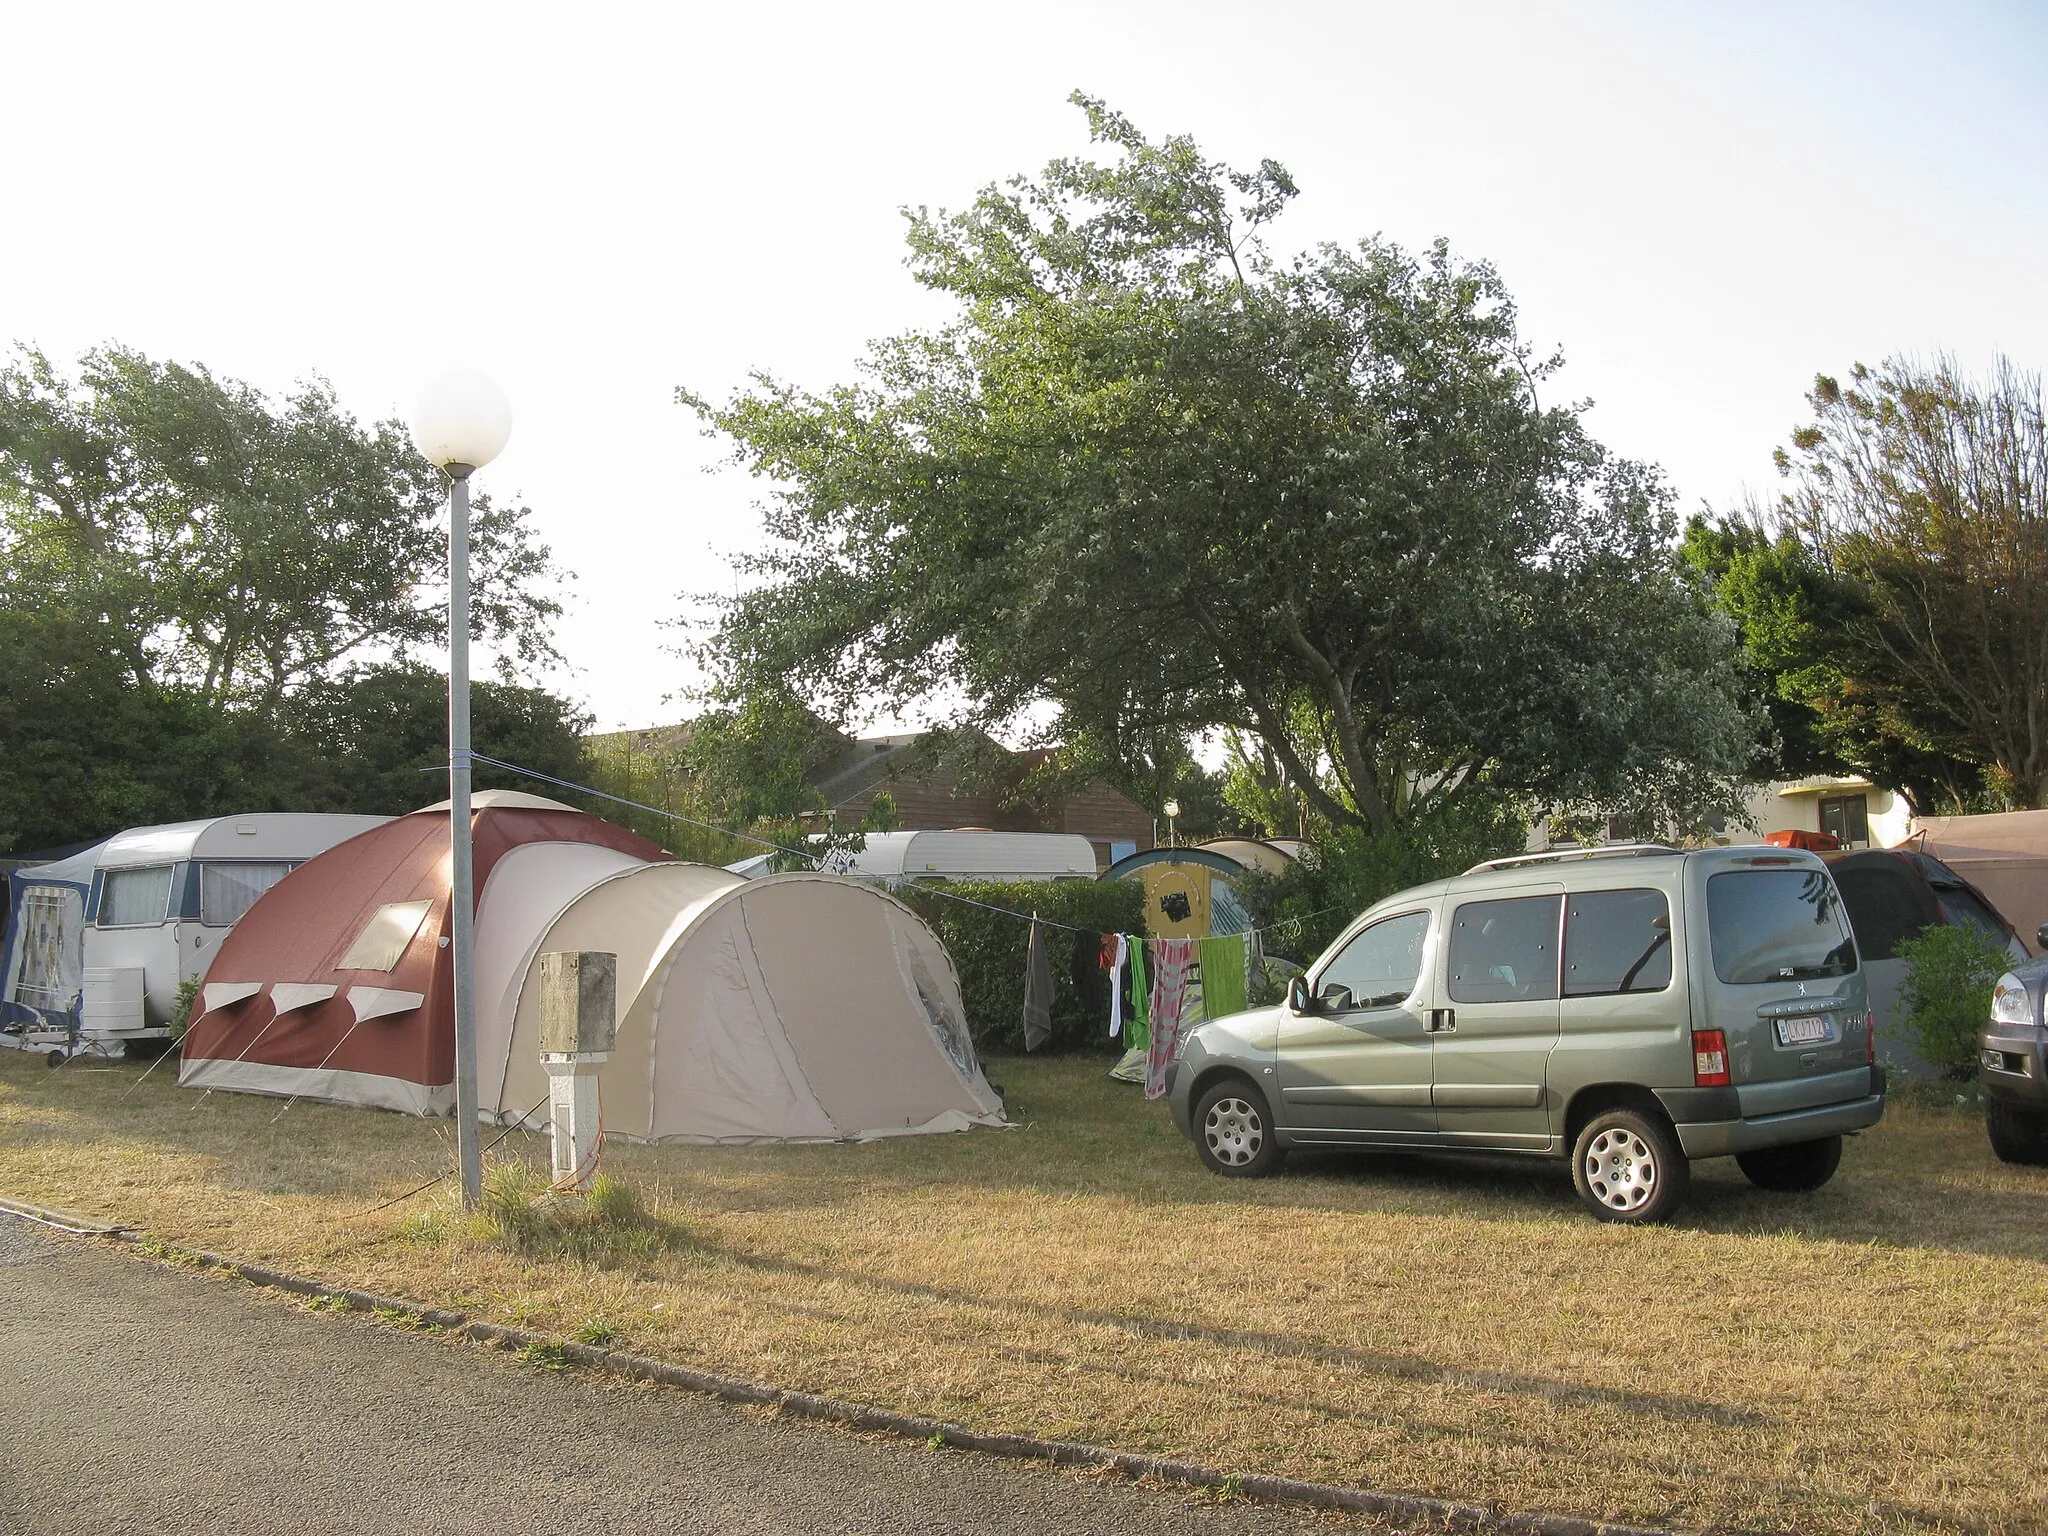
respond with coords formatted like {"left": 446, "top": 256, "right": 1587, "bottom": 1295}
{"left": 1168, "top": 844, "right": 1888, "bottom": 1222}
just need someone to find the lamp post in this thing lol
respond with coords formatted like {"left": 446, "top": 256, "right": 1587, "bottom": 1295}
{"left": 1163, "top": 798, "right": 1181, "bottom": 850}
{"left": 411, "top": 369, "right": 512, "bottom": 1209}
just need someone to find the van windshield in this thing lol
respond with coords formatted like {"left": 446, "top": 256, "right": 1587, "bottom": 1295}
{"left": 1706, "top": 869, "right": 1858, "bottom": 984}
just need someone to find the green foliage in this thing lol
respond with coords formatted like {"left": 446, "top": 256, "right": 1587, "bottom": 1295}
{"left": 1235, "top": 801, "right": 1527, "bottom": 962}
{"left": 0, "top": 343, "right": 564, "bottom": 705}
{"left": 167, "top": 978, "right": 201, "bottom": 1043}
{"left": 1682, "top": 515, "right": 1989, "bottom": 813}
{"left": 475, "top": 1165, "right": 691, "bottom": 1266}
{"left": 898, "top": 878, "right": 1145, "bottom": 1054}
{"left": 1896, "top": 923, "right": 2008, "bottom": 1080}
{"left": 277, "top": 662, "right": 593, "bottom": 818}
{"left": 689, "top": 95, "right": 1756, "bottom": 843}
{"left": 1695, "top": 355, "right": 2048, "bottom": 812}
{"left": 0, "top": 343, "right": 580, "bottom": 850}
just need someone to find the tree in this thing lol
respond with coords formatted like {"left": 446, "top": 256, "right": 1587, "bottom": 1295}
{"left": 1681, "top": 514, "right": 1986, "bottom": 813}
{"left": 686, "top": 96, "right": 1755, "bottom": 838}
{"left": 1761, "top": 356, "right": 2048, "bottom": 809}
{"left": 0, "top": 344, "right": 564, "bottom": 711}
{"left": 278, "top": 663, "right": 594, "bottom": 817}
{"left": 0, "top": 344, "right": 582, "bottom": 850}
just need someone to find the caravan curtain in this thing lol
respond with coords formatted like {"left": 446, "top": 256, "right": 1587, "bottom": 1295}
{"left": 100, "top": 866, "right": 172, "bottom": 927}
{"left": 200, "top": 861, "right": 294, "bottom": 926}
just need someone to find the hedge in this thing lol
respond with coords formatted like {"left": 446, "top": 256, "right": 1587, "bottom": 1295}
{"left": 898, "top": 879, "right": 1146, "bottom": 1055}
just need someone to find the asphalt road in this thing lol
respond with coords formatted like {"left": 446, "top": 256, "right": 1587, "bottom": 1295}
{"left": 0, "top": 1216, "right": 1370, "bottom": 1536}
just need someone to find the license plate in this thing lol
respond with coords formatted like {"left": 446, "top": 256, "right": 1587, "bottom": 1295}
{"left": 1776, "top": 1014, "right": 1832, "bottom": 1046}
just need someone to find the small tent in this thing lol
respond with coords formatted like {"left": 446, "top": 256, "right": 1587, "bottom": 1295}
{"left": 484, "top": 868, "right": 1004, "bottom": 1143}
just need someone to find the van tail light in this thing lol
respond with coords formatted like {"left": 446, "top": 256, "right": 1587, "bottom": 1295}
{"left": 1693, "top": 1029, "right": 1731, "bottom": 1087}
{"left": 1866, "top": 1010, "right": 1877, "bottom": 1065}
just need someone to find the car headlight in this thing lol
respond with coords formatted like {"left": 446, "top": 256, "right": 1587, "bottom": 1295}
{"left": 1990, "top": 973, "right": 2034, "bottom": 1027}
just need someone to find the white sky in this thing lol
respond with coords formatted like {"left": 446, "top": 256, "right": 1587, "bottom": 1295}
{"left": 6, "top": 0, "right": 2044, "bottom": 734}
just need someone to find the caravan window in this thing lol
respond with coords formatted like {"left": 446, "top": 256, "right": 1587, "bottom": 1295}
{"left": 199, "top": 861, "right": 295, "bottom": 926}
{"left": 99, "top": 866, "right": 173, "bottom": 927}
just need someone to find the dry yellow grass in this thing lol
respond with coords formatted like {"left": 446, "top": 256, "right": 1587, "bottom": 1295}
{"left": 2, "top": 1049, "right": 2045, "bottom": 1534}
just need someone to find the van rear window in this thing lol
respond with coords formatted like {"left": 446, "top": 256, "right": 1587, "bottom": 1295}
{"left": 1706, "top": 869, "right": 1857, "bottom": 984}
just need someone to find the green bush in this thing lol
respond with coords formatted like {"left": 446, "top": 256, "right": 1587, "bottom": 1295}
{"left": 1235, "top": 802, "right": 1526, "bottom": 963}
{"left": 1896, "top": 923, "right": 2009, "bottom": 1079}
{"left": 167, "top": 977, "right": 201, "bottom": 1043}
{"left": 899, "top": 879, "right": 1145, "bottom": 1055}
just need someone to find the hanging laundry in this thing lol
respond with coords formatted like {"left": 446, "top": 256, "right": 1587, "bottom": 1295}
{"left": 1021, "top": 917, "right": 1053, "bottom": 1052}
{"left": 1197, "top": 934, "right": 1249, "bottom": 1020}
{"left": 1126, "top": 936, "right": 1150, "bottom": 1054}
{"left": 1144, "top": 937, "right": 1197, "bottom": 1100}
{"left": 1102, "top": 933, "right": 1128, "bottom": 1038}
{"left": 1070, "top": 928, "right": 1103, "bottom": 1013}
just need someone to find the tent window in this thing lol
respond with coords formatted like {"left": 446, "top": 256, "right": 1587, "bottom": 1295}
{"left": 335, "top": 900, "right": 434, "bottom": 972}
{"left": 99, "top": 866, "right": 173, "bottom": 927}
{"left": 199, "top": 862, "right": 295, "bottom": 926}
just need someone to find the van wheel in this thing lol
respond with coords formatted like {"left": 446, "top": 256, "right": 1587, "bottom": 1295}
{"left": 1986, "top": 1102, "right": 2048, "bottom": 1166}
{"left": 1736, "top": 1135, "right": 1843, "bottom": 1191}
{"left": 1572, "top": 1108, "right": 1689, "bottom": 1223}
{"left": 1194, "top": 1079, "right": 1285, "bottom": 1178}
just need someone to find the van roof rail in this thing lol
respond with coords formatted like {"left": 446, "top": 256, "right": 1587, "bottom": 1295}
{"left": 1463, "top": 843, "right": 1682, "bottom": 876}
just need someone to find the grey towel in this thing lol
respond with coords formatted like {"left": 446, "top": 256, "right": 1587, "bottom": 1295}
{"left": 1021, "top": 917, "right": 1053, "bottom": 1052}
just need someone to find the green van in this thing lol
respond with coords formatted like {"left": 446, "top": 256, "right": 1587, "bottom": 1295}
{"left": 1167, "top": 844, "right": 1887, "bottom": 1222}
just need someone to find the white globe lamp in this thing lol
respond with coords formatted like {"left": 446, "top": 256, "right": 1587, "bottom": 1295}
{"left": 411, "top": 368, "right": 513, "bottom": 473}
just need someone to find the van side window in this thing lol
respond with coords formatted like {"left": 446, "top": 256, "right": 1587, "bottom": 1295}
{"left": 1563, "top": 888, "right": 1672, "bottom": 996}
{"left": 1447, "top": 895, "right": 1561, "bottom": 1003}
{"left": 1318, "top": 910, "right": 1430, "bottom": 1009}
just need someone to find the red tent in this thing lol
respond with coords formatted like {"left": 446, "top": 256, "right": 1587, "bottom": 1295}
{"left": 179, "top": 793, "right": 666, "bottom": 1114}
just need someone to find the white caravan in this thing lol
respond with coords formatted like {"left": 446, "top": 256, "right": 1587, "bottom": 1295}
{"left": 0, "top": 813, "right": 387, "bottom": 1061}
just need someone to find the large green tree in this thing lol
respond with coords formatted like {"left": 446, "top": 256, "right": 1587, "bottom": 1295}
{"left": 0, "top": 345, "right": 581, "bottom": 849}
{"left": 1691, "top": 355, "right": 2048, "bottom": 813}
{"left": 0, "top": 344, "right": 563, "bottom": 709}
{"left": 686, "top": 96, "right": 1755, "bottom": 837}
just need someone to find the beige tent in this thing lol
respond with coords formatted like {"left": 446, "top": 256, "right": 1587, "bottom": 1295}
{"left": 1912, "top": 810, "right": 2048, "bottom": 952}
{"left": 480, "top": 866, "right": 1006, "bottom": 1143}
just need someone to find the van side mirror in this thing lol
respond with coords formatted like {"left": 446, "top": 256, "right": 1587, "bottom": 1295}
{"left": 1285, "top": 975, "right": 1314, "bottom": 1014}
{"left": 2035, "top": 923, "right": 2048, "bottom": 952}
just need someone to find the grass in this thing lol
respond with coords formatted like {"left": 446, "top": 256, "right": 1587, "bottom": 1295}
{"left": 2, "top": 1048, "right": 2045, "bottom": 1534}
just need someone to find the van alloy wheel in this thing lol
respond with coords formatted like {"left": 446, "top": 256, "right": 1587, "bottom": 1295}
{"left": 1584, "top": 1126, "right": 1658, "bottom": 1211}
{"left": 1192, "top": 1079, "right": 1284, "bottom": 1178}
{"left": 1204, "top": 1097, "right": 1264, "bottom": 1167}
{"left": 1570, "top": 1107, "right": 1689, "bottom": 1223}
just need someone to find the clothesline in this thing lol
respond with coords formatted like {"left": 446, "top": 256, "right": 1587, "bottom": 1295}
{"left": 450, "top": 753, "right": 1343, "bottom": 944}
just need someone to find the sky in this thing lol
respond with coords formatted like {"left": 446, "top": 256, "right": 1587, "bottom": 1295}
{"left": 5, "top": 0, "right": 2044, "bottom": 734}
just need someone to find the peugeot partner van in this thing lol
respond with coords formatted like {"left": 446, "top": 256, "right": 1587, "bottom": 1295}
{"left": 1166, "top": 844, "right": 1887, "bottom": 1222}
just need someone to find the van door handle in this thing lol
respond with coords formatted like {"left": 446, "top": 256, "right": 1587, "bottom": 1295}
{"left": 1429, "top": 1009, "right": 1456, "bottom": 1034}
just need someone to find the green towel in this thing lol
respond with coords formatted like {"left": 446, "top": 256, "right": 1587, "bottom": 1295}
{"left": 1126, "top": 937, "right": 1149, "bottom": 1053}
{"left": 1198, "top": 935, "right": 1248, "bottom": 1020}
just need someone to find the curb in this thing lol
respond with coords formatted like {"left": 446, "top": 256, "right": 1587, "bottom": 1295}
{"left": 7, "top": 1205, "right": 1677, "bottom": 1536}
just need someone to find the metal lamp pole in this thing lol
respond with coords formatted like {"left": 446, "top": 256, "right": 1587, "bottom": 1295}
{"left": 446, "top": 462, "right": 482, "bottom": 1209}
{"left": 411, "top": 368, "right": 511, "bottom": 1212}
